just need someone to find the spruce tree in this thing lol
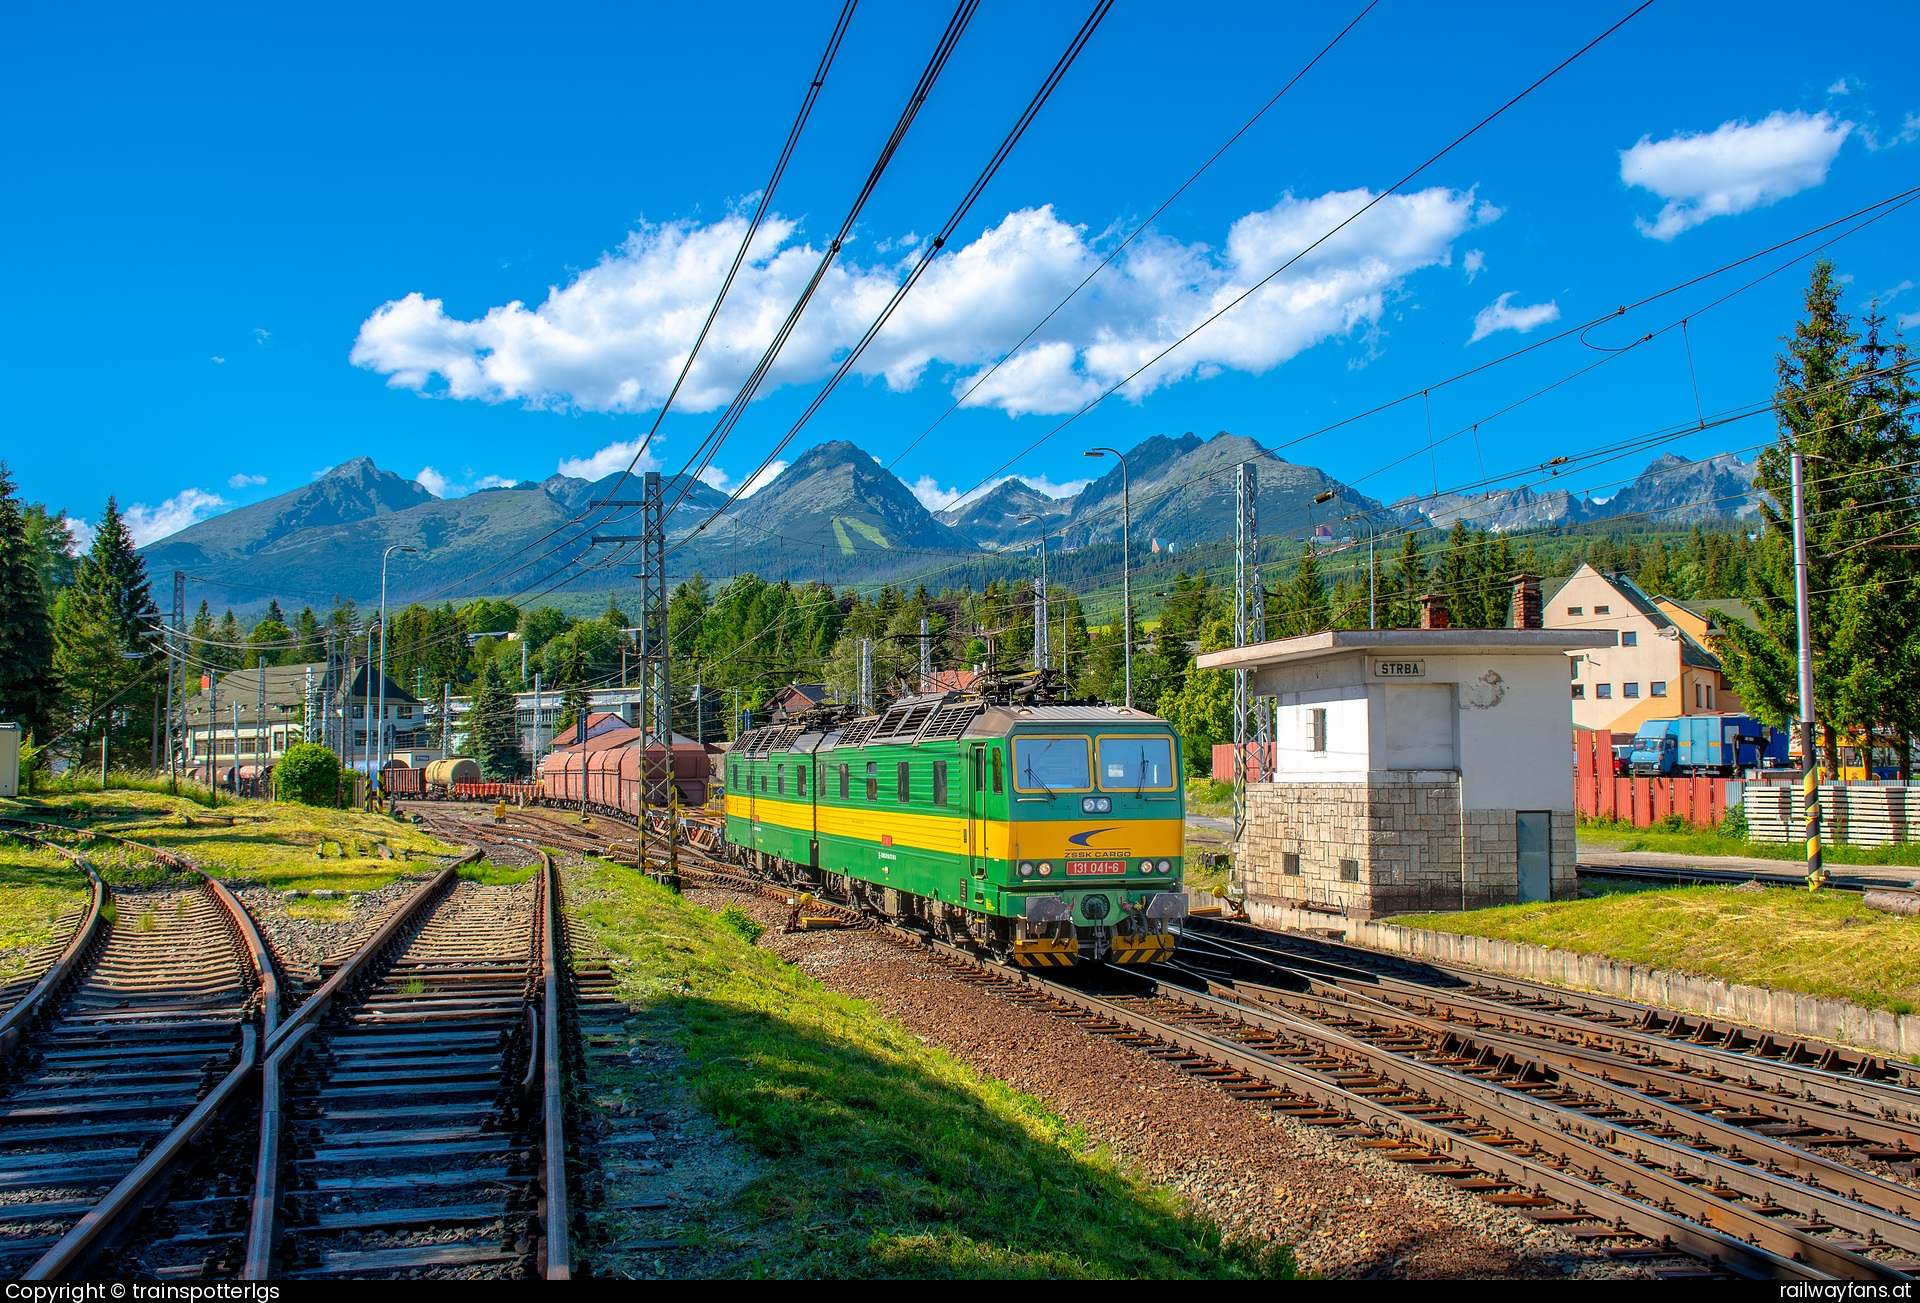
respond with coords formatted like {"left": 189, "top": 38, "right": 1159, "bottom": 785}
{"left": 468, "top": 659, "right": 524, "bottom": 778}
{"left": 1389, "top": 530, "right": 1427, "bottom": 628}
{"left": 52, "top": 496, "right": 160, "bottom": 765}
{"left": 1716, "top": 262, "right": 1920, "bottom": 771}
{"left": 0, "top": 464, "right": 60, "bottom": 735}
{"left": 1277, "top": 542, "right": 1329, "bottom": 637}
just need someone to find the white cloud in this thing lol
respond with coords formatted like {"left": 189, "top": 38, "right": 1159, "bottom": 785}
{"left": 227, "top": 472, "right": 267, "bottom": 489}
{"left": 1621, "top": 110, "right": 1852, "bottom": 240}
{"left": 698, "top": 460, "right": 787, "bottom": 499}
{"left": 1829, "top": 77, "right": 1851, "bottom": 95}
{"left": 123, "top": 489, "right": 228, "bottom": 546}
{"left": 1462, "top": 249, "right": 1485, "bottom": 282}
{"left": 66, "top": 517, "right": 95, "bottom": 553}
{"left": 211, "top": 356, "right": 225, "bottom": 364}
{"left": 1470, "top": 292, "right": 1562, "bottom": 343}
{"left": 353, "top": 187, "right": 1483, "bottom": 419}
{"left": 912, "top": 473, "right": 1091, "bottom": 513}
{"left": 555, "top": 438, "right": 662, "bottom": 481}
{"left": 418, "top": 466, "right": 514, "bottom": 498}
{"left": 1901, "top": 311, "right": 1920, "bottom": 331}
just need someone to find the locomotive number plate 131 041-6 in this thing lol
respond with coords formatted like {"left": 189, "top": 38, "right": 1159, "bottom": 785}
{"left": 1066, "top": 860, "right": 1125, "bottom": 876}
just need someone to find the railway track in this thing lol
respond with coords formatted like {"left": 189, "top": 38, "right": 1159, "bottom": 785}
{"left": 0, "top": 814, "right": 578, "bottom": 1282}
{"left": 596, "top": 816, "right": 1920, "bottom": 1282}
{"left": 0, "top": 822, "right": 273, "bottom": 1281}
{"left": 1576, "top": 862, "right": 1905, "bottom": 893}
{"left": 433, "top": 800, "right": 1920, "bottom": 1279}
{"left": 239, "top": 846, "right": 570, "bottom": 1280}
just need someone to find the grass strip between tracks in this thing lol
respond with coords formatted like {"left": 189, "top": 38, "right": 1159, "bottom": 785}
{"left": 2, "top": 790, "right": 465, "bottom": 893}
{"left": 563, "top": 853, "right": 1294, "bottom": 1279}
{"left": 1398, "top": 880, "right": 1920, "bottom": 1015}
{"left": 0, "top": 837, "right": 91, "bottom": 986}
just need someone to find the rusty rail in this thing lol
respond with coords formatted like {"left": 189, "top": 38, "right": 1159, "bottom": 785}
{"left": 4, "top": 819, "right": 282, "bottom": 1280}
{"left": 0, "top": 827, "right": 105, "bottom": 1063}
{"left": 241, "top": 851, "right": 478, "bottom": 1279}
{"left": 539, "top": 847, "right": 571, "bottom": 1280}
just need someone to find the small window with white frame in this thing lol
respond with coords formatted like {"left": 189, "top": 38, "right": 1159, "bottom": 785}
{"left": 1621, "top": 630, "right": 1638, "bottom": 647}
{"left": 1623, "top": 683, "right": 1640, "bottom": 698}
{"left": 1596, "top": 684, "right": 1613, "bottom": 699}
{"left": 1651, "top": 681, "right": 1667, "bottom": 697}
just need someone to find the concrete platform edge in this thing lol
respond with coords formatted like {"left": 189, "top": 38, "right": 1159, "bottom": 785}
{"left": 1243, "top": 900, "right": 1920, "bottom": 1061}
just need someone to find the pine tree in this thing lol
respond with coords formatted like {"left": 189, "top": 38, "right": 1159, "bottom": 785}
{"left": 1277, "top": 543, "right": 1329, "bottom": 637}
{"left": 0, "top": 464, "right": 60, "bottom": 735}
{"left": 468, "top": 659, "right": 524, "bottom": 779}
{"left": 554, "top": 640, "right": 591, "bottom": 737}
{"left": 51, "top": 496, "right": 160, "bottom": 766}
{"left": 292, "top": 606, "right": 324, "bottom": 663}
{"left": 1716, "top": 262, "right": 1920, "bottom": 771}
{"left": 1389, "top": 530, "right": 1427, "bottom": 628}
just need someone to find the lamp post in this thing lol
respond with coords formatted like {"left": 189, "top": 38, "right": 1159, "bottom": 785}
{"left": 1084, "top": 447, "right": 1132, "bottom": 707}
{"left": 375, "top": 545, "right": 417, "bottom": 780}
{"left": 1016, "top": 514, "right": 1054, "bottom": 672}
{"left": 1341, "top": 511, "right": 1389, "bottom": 630}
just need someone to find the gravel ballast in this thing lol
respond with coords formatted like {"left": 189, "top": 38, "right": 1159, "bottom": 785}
{"left": 685, "top": 881, "right": 1647, "bottom": 1280}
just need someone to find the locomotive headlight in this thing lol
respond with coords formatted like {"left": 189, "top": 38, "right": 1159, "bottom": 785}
{"left": 1158, "top": 859, "right": 1171, "bottom": 874}
{"left": 1018, "top": 861, "right": 1035, "bottom": 877}
{"left": 1038, "top": 862, "right": 1053, "bottom": 877}
{"left": 1138, "top": 859, "right": 1153, "bottom": 875}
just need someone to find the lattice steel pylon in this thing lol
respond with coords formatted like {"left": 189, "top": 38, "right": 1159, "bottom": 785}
{"left": 1232, "top": 461, "right": 1265, "bottom": 857}
{"left": 638, "top": 471, "right": 675, "bottom": 876}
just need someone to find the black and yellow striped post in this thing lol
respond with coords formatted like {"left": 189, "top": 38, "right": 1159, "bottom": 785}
{"left": 1802, "top": 724, "right": 1825, "bottom": 890}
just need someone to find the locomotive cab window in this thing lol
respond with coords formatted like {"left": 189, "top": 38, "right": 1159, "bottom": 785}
{"left": 991, "top": 749, "right": 1003, "bottom": 793}
{"left": 896, "top": 761, "right": 910, "bottom": 803}
{"left": 1011, "top": 737, "right": 1091, "bottom": 792}
{"left": 1096, "top": 735, "right": 1177, "bottom": 790}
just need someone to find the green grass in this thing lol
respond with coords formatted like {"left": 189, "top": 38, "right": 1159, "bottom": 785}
{"left": 566, "top": 856, "right": 1293, "bottom": 1279}
{"left": 1398, "top": 881, "right": 1920, "bottom": 1014}
{"left": 457, "top": 859, "right": 538, "bottom": 886}
{"left": 1184, "top": 778, "right": 1232, "bottom": 819}
{"left": 1578, "top": 817, "right": 1920, "bottom": 869}
{"left": 0, "top": 838, "right": 90, "bottom": 986}
{"left": 3, "top": 791, "right": 466, "bottom": 893}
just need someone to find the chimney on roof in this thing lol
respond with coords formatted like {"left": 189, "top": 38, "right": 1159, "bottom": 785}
{"left": 1419, "top": 590, "right": 1450, "bottom": 630}
{"left": 1510, "top": 572, "right": 1543, "bottom": 629}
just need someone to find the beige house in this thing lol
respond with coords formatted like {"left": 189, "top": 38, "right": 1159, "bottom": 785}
{"left": 1546, "top": 565, "right": 1742, "bottom": 732}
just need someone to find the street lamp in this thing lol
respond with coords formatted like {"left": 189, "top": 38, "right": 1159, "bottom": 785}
{"left": 1085, "top": 447, "right": 1132, "bottom": 707}
{"left": 1016, "top": 514, "right": 1053, "bottom": 672}
{"left": 375, "top": 544, "right": 418, "bottom": 779}
{"left": 1342, "top": 511, "right": 1391, "bottom": 630}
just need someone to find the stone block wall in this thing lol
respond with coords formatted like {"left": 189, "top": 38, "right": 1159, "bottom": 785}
{"left": 1236, "top": 774, "right": 1574, "bottom": 917}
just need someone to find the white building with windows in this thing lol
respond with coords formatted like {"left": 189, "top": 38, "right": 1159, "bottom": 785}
{"left": 1197, "top": 620, "right": 1612, "bottom": 919}
{"left": 181, "top": 662, "right": 427, "bottom": 776}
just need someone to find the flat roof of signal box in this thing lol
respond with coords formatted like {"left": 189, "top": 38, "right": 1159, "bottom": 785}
{"left": 1196, "top": 628, "right": 1617, "bottom": 672}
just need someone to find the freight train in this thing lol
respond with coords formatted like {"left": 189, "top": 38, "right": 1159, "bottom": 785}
{"left": 723, "top": 696, "right": 1187, "bottom": 967}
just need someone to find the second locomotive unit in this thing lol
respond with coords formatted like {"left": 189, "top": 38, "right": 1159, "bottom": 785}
{"left": 724, "top": 695, "right": 1187, "bottom": 967}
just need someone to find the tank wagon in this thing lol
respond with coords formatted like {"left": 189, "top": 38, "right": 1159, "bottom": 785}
{"left": 724, "top": 697, "right": 1187, "bottom": 967}
{"left": 425, "top": 757, "right": 482, "bottom": 794}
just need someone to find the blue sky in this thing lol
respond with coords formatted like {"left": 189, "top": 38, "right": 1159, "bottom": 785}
{"left": 7, "top": 1, "right": 1919, "bottom": 548}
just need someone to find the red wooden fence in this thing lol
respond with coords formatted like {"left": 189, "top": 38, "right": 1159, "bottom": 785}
{"left": 1211, "top": 743, "right": 1276, "bottom": 783}
{"left": 1574, "top": 728, "right": 1746, "bottom": 828}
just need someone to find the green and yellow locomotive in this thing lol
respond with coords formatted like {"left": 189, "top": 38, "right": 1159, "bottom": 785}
{"left": 724, "top": 696, "right": 1187, "bottom": 967}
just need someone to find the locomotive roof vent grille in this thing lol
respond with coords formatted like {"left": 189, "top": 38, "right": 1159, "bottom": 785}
{"left": 917, "top": 703, "right": 981, "bottom": 741}
{"left": 871, "top": 702, "right": 938, "bottom": 744}
{"left": 770, "top": 725, "right": 806, "bottom": 752}
{"left": 833, "top": 718, "right": 879, "bottom": 749}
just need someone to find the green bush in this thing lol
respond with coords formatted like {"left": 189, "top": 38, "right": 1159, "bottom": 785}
{"left": 1718, "top": 802, "right": 1749, "bottom": 839}
{"left": 716, "top": 902, "right": 766, "bottom": 944}
{"left": 276, "top": 743, "right": 342, "bottom": 807}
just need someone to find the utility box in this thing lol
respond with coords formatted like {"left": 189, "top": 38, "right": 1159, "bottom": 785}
{"left": 0, "top": 723, "right": 20, "bottom": 798}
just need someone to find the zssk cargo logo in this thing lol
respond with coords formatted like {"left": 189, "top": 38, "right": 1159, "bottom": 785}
{"left": 1065, "top": 827, "right": 1127, "bottom": 876}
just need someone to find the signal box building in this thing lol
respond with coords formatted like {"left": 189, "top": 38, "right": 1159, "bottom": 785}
{"left": 1197, "top": 602, "right": 1612, "bottom": 919}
